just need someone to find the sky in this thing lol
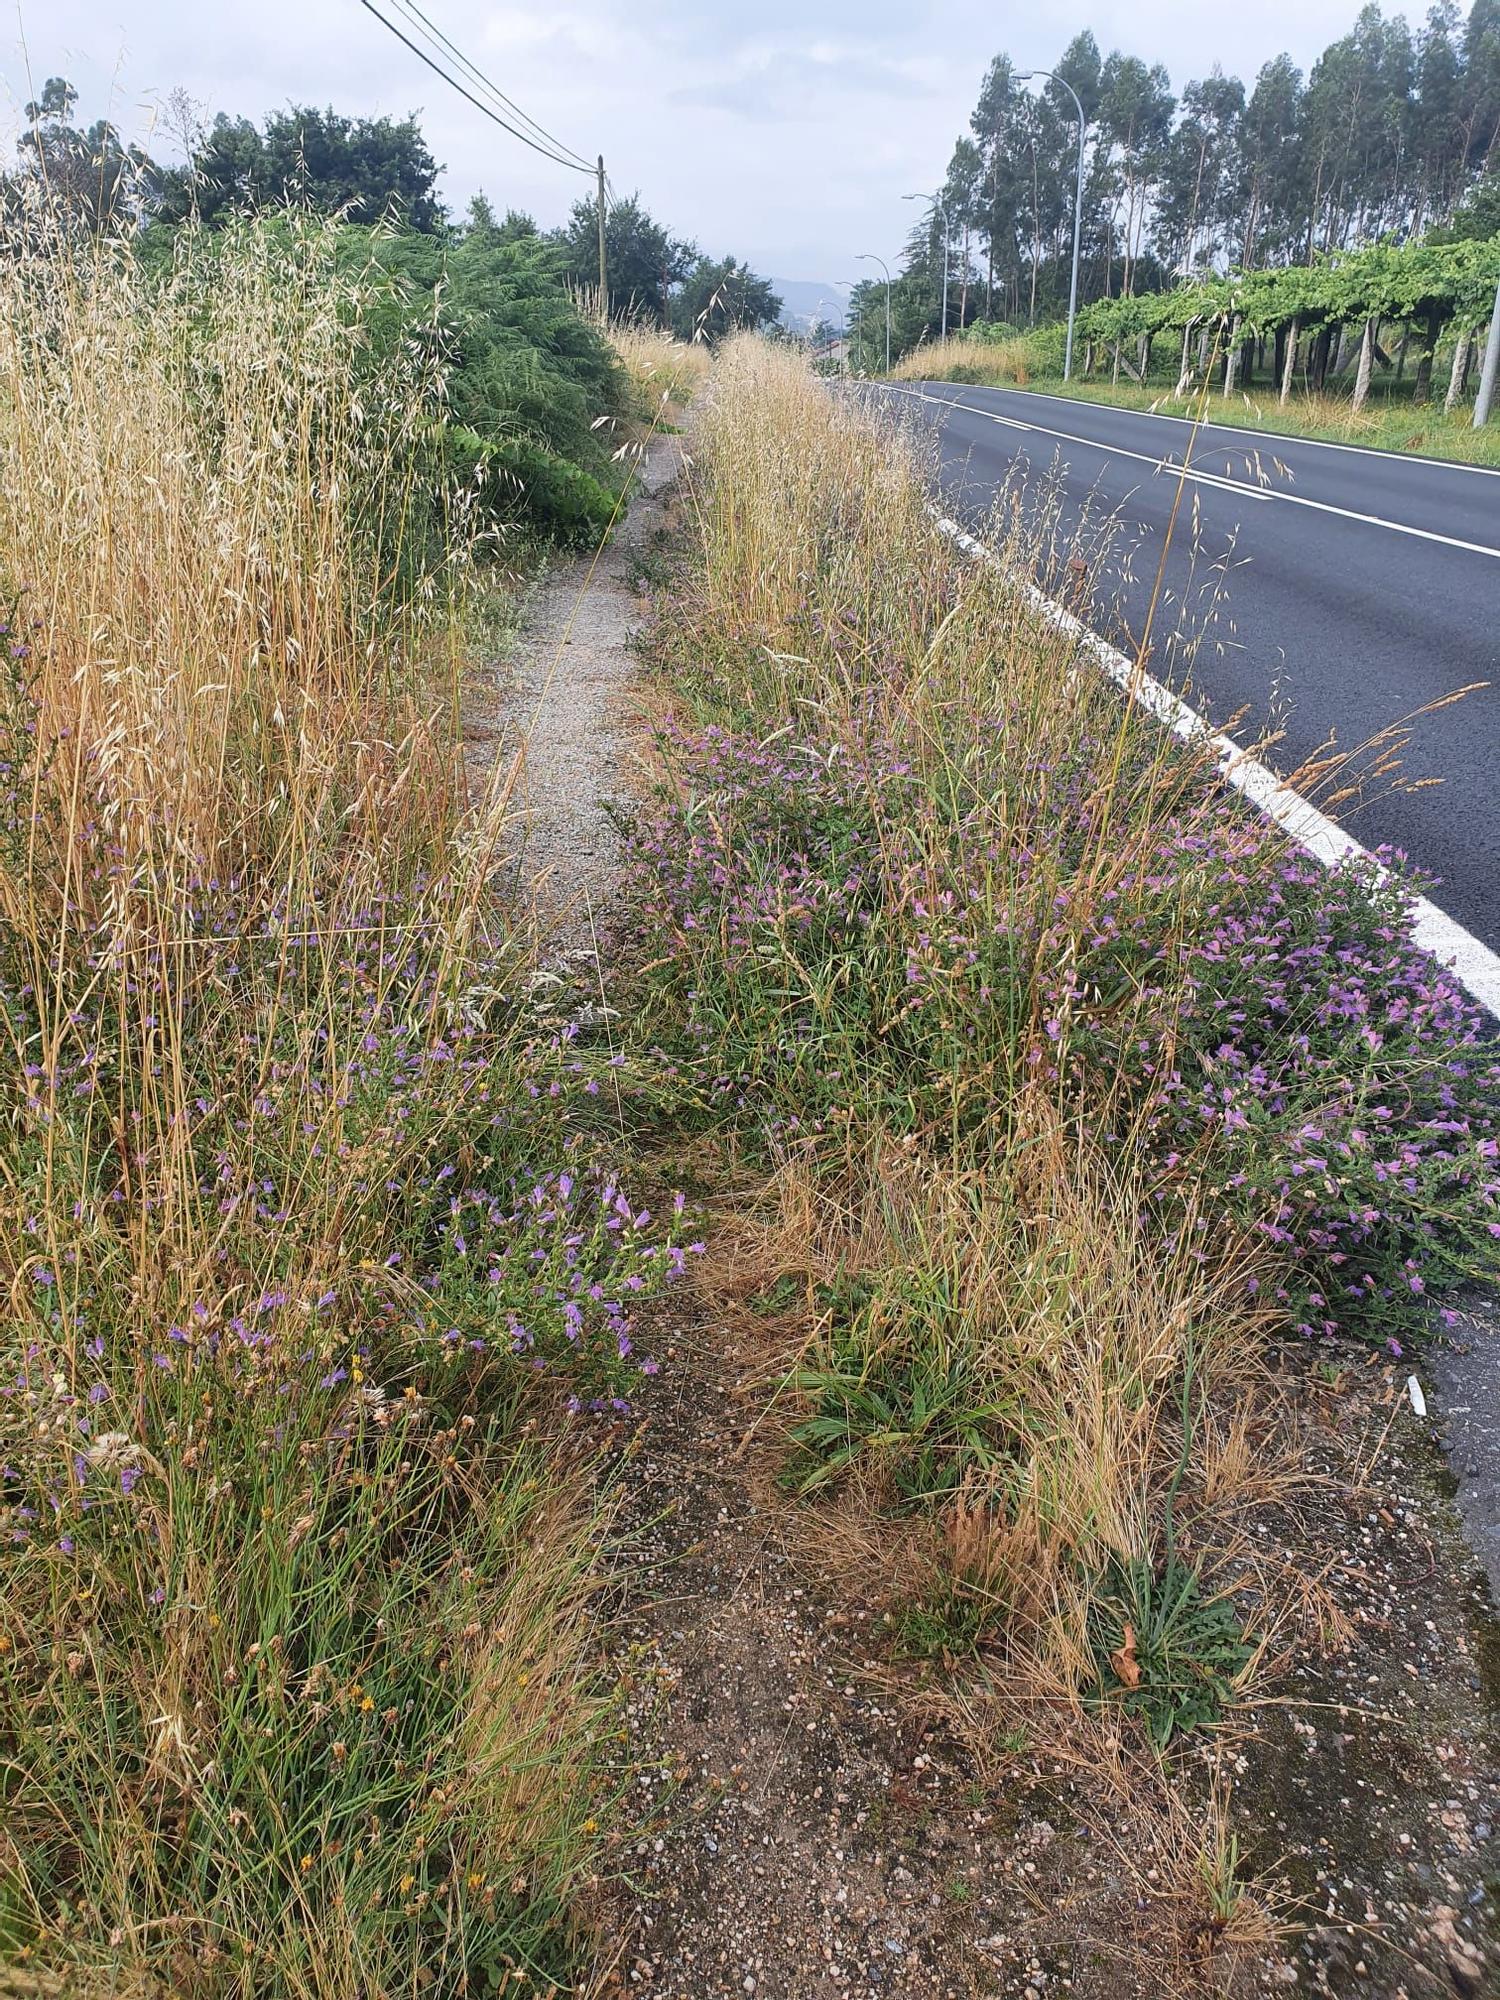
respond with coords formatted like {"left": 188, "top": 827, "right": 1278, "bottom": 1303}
{"left": 4, "top": 0, "right": 1444, "bottom": 284}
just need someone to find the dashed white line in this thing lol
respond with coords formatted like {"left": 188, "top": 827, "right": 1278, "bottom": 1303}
{"left": 886, "top": 383, "right": 1500, "bottom": 560}
{"left": 932, "top": 378, "right": 1500, "bottom": 477}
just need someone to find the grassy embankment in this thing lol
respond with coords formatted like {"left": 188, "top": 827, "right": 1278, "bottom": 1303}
{"left": 0, "top": 214, "right": 704, "bottom": 1993}
{"left": 889, "top": 327, "right": 1500, "bottom": 465}
{"left": 624, "top": 340, "right": 1499, "bottom": 1962}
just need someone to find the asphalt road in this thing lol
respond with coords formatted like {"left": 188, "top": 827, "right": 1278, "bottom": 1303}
{"left": 879, "top": 381, "right": 1500, "bottom": 954}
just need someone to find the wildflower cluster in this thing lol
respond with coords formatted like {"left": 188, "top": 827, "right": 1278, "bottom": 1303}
{"left": 631, "top": 704, "right": 1498, "bottom": 1345}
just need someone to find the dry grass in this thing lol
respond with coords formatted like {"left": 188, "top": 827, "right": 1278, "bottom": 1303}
{"left": 590, "top": 304, "right": 711, "bottom": 425}
{"left": 888, "top": 332, "right": 1036, "bottom": 385}
{"left": 626, "top": 334, "right": 1424, "bottom": 1990}
{"left": 0, "top": 203, "right": 628, "bottom": 1995}
{"left": 0, "top": 210, "right": 477, "bottom": 890}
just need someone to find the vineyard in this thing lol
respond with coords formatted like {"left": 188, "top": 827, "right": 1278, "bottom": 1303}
{"left": 1073, "top": 235, "right": 1500, "bottom": 406}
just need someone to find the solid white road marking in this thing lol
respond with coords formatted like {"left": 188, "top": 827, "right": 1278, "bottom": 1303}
{"left": 886, "top": 384, "right": 1500, "bottom": 560}
{"left": 934, "top": 510, "right": 1500, "bottom": 1020}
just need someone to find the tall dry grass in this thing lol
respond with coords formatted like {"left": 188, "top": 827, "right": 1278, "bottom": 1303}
{"left": 887, "top": 331, "right": 1037, "bottom": 385}
{"left": 0, "top": 208, "right": 472, "bottom": 887}
{"left": 568, "top": 288, "right": 711, "bottom": 426}
{"left": 607, "top": 317, "right": 710, "bottom": 418}
{"left": 651, "top": 333, "right": 1281, "bottom": 1610}
{"left": 0, "top": 205, "right": 651, "bottom": 1994}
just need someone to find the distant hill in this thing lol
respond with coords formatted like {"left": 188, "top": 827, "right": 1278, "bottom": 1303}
{"left": 774, "top": 278, "right": 850, "bottom": 335}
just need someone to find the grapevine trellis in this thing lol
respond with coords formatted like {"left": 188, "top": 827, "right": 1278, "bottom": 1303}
{"left": 1071, "top": 238, "right": 1500, "bottom": 408}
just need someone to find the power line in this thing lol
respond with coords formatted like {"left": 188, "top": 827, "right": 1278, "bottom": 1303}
{"left": 356, "top": 0, "right": 590, "bottom": 174}
{"left": 380, "top": 0, "right": 592, "bottom": 171}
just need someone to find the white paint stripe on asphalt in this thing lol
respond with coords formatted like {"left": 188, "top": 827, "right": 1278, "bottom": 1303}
{"left": 935, "top": 378, "right": 1500, "bottom": 479}
{"left": 888, "top": 384, "right": 1500, "bottom": 560}
{"left": 934, "top": 511, "right": 1500, "bottom": 1020}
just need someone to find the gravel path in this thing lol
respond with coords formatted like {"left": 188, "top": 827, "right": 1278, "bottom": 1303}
{"left": 465, "top": 428, "right": 685, "bottom": 972}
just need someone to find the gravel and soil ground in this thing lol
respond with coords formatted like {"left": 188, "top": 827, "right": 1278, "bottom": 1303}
{"left": 466, "top": 408, "right": 1500, "bottom": 2000}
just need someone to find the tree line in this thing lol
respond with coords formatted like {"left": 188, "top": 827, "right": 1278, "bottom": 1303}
{"left": 851, "top": 0, "right": 1499, "bottom": 358}
{"left": 8, "top": 77, "right": 781, "bottom": 339}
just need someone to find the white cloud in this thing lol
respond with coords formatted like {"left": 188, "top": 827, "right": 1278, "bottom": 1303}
{"left": 3, "top": 0, "right": 1447, "bottom": 280}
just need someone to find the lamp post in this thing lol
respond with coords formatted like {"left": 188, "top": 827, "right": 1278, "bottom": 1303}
{"left": 903, "top": 191, "right": 949, "bottom": 339}
{"left": 1017, "top": 69, "right": 1086, "bottom": 382}
{"left": 855, "top": 253, "right": 892, "bottom": 373}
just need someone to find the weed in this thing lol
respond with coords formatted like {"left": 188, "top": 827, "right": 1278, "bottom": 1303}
{"left": 1086, "top": 1554, "right": 1253, "bottom": 1747}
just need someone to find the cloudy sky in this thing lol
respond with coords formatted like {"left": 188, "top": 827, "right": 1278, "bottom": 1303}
{"left": 7, "top": 1, "right": 1430, "bottom": 281}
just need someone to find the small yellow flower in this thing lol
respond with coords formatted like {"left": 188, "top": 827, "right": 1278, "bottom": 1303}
{"left": 299, "top": 1854, "right": 313, "bottom": 1874}
{"left": 359, "top": 1695, "right": 374, "bottom": 1712}
{"left": 399, "top": 1873, "right": 416, "bottom": 1895}
{"left": 466, "top": 1871, "right": 485, "bottom": 1891}
{"left": 582, "top": 1818, "right": 598, "bottom": 1835}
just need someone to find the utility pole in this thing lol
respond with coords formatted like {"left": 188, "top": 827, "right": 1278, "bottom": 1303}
{"left": 597, "top": 155, "right": 608, "bottom": 320}
{"left": 1017, "top": 71, "right": 1086, "bottom": 382}
{"left": 856, "top": 254, "right": 892, "bottom": 373}
{"left": 1474, "top": 274, "right": 1500, "bottom": 428}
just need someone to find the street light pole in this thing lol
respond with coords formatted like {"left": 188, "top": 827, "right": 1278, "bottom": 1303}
{"left": 1017, "top": 70, "right": 1086, "bottom": 382}
{"left": 856, "top": 253, "right": 892, "bottom": 373}
{"left": 903, "top": 191, "right": 949, "bottom": 339}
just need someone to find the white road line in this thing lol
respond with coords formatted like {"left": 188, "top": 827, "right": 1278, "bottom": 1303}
{"left": 934, "top": 510, "right": 1500, "bottom": 1020}
{"left": 929, "top": 378, "right": 1500, "bottom": 478}
{"left": 887, "top": 384, "right": 1500, "bottom": 560}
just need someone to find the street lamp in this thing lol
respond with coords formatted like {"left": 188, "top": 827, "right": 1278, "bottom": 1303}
{"left": 1017, "top": 69, "right": 1086, "bottom": 382}
{"left": 903, "top": 191, "right": 949, "bottom": 339}
{"left": 855, "top": 253, "right": 892, "bottom": 373}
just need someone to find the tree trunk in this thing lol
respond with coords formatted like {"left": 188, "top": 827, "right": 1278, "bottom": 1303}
{"left": 1462, "top": 336, "right": 1476, "bottom": 396}
{"left": 1310, "top": 325, "right": 1333, "bottom": 392}
{"left": 1137, "top": 332, "right": 1151, "bottom": 380}
{"left": 1351, "top": 316, "right": 1376, "bottom": 411}
{"left": 1272, "top": 326, "right": 1286, "bottom": 385}
{"left": 1279, "top": 317, "right": 1299, "bottom": 404}
{"left": 1223, "top": 315, "right": 1243, "bottom": 392}
{"left": 1445, "top": 329, "right": 1473, "bottom": 412}
{"left": 1413, "top": 306, "right": 1441, "bottom": 404}
{"left": 1176, "top": 320, "right": 1196, "bottom": 395}
{"left": 1240, "top": 336, "right": 1254, "bottom": 389}
{"left": 1112, "top": 340, "right": 1122, "bottom": 385}
{"left": 1394, "top": 327, "right": 1409, "bottom": 382}
{"left": 1332, "top": 323, "right": 1351, "bottom": 376}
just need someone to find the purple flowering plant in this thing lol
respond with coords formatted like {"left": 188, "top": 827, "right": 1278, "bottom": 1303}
{"left": 630, "top": 643, "right": 1497, "bottom": 1348}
